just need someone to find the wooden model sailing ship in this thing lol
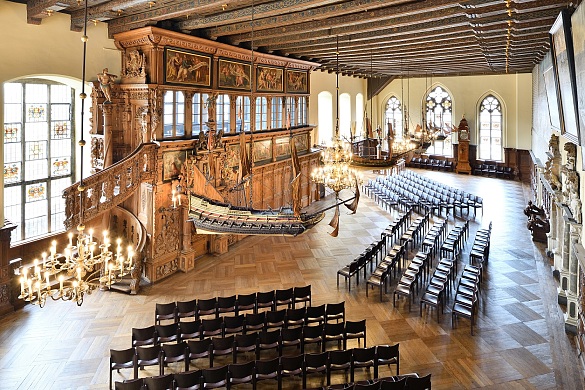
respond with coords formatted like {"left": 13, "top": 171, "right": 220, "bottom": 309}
{"left": 185, "top": 132, "right": 326, "bottom": 236}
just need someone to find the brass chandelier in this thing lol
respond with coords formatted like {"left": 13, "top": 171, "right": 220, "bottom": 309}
{"left": 311, "top": 37, "right": 360, "bottom": 236}
{"left": 17, "top": 0, "right": 134, "bottom": 307}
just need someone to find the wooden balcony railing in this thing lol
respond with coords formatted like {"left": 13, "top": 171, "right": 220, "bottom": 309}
{"left": 63, "top": 142, "right": 158, "bottom": 230}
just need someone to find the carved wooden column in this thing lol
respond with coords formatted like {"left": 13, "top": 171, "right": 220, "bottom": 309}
{"left": 102, "top": 103, "right": 114, "bottom": 168}
{"left": 230, "top": 96, "right": 237, "bottom": 135}
{"left": 179, "top": 205, "right": 197, "bottom": 273}
{"left": 558, "top": 208, "right": 571, "bottom": 304}
{"left": 184, "top": 92, "right": 194, "bottom": 139}
{"left": 0, "top": 220, "right": 17, "bottom": 316}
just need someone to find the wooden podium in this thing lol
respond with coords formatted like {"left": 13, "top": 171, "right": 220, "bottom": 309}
{"left": 456, "top": 116, "right": 472, "bottom": 174}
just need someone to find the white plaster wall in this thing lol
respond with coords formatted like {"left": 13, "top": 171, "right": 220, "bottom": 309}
{"left": 309, "top": 70, "right": 367, "bottom": 146}
{"left": 373, "top": 74, "right": 533, "bottom": 150}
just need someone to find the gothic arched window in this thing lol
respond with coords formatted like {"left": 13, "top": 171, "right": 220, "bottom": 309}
{"left": 384, "top": 96, "right": 403, "bottom": 141}
{"left": 478, "top": 95, "right": 503, "bottom": 161}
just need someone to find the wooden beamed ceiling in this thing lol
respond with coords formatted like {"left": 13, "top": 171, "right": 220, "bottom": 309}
{"left": 20, "top": 0, "right": 582, "bottom": 77}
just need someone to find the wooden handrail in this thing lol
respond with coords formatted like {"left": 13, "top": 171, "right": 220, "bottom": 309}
{"left": 63, "top": 142, "right": 158, "bottom": 230}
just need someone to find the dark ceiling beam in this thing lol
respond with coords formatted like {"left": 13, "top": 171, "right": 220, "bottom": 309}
{"left": 70, "top": 0, "right": 152, "bottom": 30}
{"left": 26, "top": 0, "right": 71, "bottom": 25}
{"left": 177, "top": 0, "right": 345, "bottom": 31}
{"left": 248, "top": 13, "right": 469, "bottom": 48}
{"left": 103, "top": 0, "right": 231, "bottom": 36}
{"left": 203, "top": 0, "right": 418, "bottom": 39}
{"left": 228, "top": 0, "right": 464, "bottom": 45}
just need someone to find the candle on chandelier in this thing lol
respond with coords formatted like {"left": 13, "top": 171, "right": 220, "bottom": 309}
{"left": 20, "top": 277, "right": 24, "bottom": 296}
{"left": 42, "top": 252, "right": 47, "bottom": 267}
{"left": 51, "top": 240, "right": 57, "bottom": 258}
{"left": 77, "top": 267, "right": 82, "bottom": 282}
{"left": 88, "top": 228, "right": 94, "bottom": 243}
{"left": 58, "top": 275, "right": 64, "bottom": 292}
{"left": 68, "top": 232, "right": 74, "bottom": 247}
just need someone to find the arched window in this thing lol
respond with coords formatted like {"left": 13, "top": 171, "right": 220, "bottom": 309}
{"left": 271, "top": 97, "right": 283, "bottom": 128}
{"left": 384, "top": 96, "right": 403, "bottom": 141}
{"left": 216, "top": 94, "right": 230, "bottom": 133}
{"left": 235, "top": 96, "right": 250, "bottom": 133}
{"left": 478, "top": 95, "right": 503, "bottom": 161}
{"left": 339, "top": 93, "right": 351, "bottom": 140}
{"left": 318, "top": 91, "right": 333, "bottom": 144}
{"left": 163, "top": 90, "right": 185, "bottom": 138}
{"left": 355, "top": 93, "right": 364, "bottom": 137}
{"left": 255, "top": 97, "right": 268, "bottom": 131}
{"left": 3, "top": 79, "right": 74, "bottom": 242}
{"left": 425, "top": 86, "right": 453, "bottom": 157}
{"left": 192, "top": 92, "right": 208, "bottom": 136}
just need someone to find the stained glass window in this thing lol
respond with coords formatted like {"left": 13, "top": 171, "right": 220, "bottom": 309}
{"left": 3, "top": 79, "right": 74, "bottom": 242}
{"left": 216, "top": 94, "right": 230, "bottom": 133}
{"left": 163, "top": 90, "right": 185, "bottom": 138}
{"left": 235, "top": 96, "right": 250, "bottom": 133}
{"left": 478, "top": 95, "right": 503, "bottom": 161}
{"left": 424, "top": 86, "right": 453, "bottom": 157}
{"left": 271, "top": 97, "right": 283, "bottom": 129}
{"left": 192, "top": 92, "right": 208, "bottom": 136}
{"left": 255, "top": 97, "right": 268, "bottom": 131}
{"left": 385, "top": 96, "right": 403, "bottom": 141}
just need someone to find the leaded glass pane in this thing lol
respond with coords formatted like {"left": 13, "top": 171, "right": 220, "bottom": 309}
{"left": 26, "top": 141, "right": 47, "bottom": 160}
{"left": 25, "top": 83, "right": 47, "bottom": 103}
{"left": 51, "top": 139, "right": 71, "bottom": 158}
{"left": 25, "top": 122, "right": 48, "bottom": 141}
{"left": 26, "top": 182, "right": 47, "bottom": 202}
{"left": 26, "top": 104, "right": 47, "bottom": 122}
{"left": 24, "top": 198, "right": 48, "bottom": 239}
{"left": 4, "top": 123, "right": 20, "bottom": 143}
{"left": 4, "top": 104, "right": 22, "bottom": 123}
{"left": 52, "top": 121, "right": 71, "bottom": 139}
{"left": 4, "top": 83, "right": 22, "bottom": 103}
{"left": 4, "top": 143, "right": 22, "bottom": 164}
{"left": 4, "top": 186, "right": 21, "bottom": 242}
{"left": 50, "top": 84, "right": 71, "bottom": 103}
{"left": 4, "top": 163, "right": 20, "bottom": 183}
{"left": 51, "top": 157, "right": 71, "bottom": 176}
{"left": 25, "top": 160, "right": 48, "bottom": 181}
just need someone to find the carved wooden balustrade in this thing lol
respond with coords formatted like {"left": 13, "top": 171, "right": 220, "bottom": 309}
{"left": 539, "top": 172, "right": 553, "bottom": 216}
{"left": 63, "top": 142, "right": 157, "bottom": 230}
{"left": 109, "top": 206, "right": 148, "bottom": 294}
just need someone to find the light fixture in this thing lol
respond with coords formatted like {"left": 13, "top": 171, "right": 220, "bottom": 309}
{"left": 311, "top": 36, "right": 360, "bottom": 236}
{"left": 148, "top": 1, "right": 156, "bottom": 8}
{"left": 16, "top": 0, "right": 134, "bottom": 308}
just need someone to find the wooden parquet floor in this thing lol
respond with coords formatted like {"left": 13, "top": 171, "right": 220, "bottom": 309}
{"left": 1, "top": 169, "right": 583, "bottom": 389}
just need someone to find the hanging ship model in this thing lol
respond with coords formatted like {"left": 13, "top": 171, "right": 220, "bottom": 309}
{"left": 182, "top": 129, "right": 361, "bottom": 237}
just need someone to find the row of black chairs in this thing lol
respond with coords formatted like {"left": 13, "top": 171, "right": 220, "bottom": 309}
{"left": 114, "top": 345, "right": 400, "bottom": 390}
{"left": 155, "top": 285, "right": 312, "bottom": 324}
{"left": 451, "top": 263, "right": 483, "bottom": 335}
{"left": 305, "top": 373, "right": 431, "bottom": 390}
{"left": 137, "top": 303, "right": 347, "bottom": 347}
{"left": 115, "top": 321, "right": 369, "bottom": 386}
{"left": 409, "top": 157, "right": 454, "bottom": 172}
{"left": 473, "top": 163, "right": 514, "bottom": 179}
{"left": 337, "top": 236, "right": 389, "bottom": 292}
{"left": 398, "top": 171, "right": 483, "bottom": 217}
